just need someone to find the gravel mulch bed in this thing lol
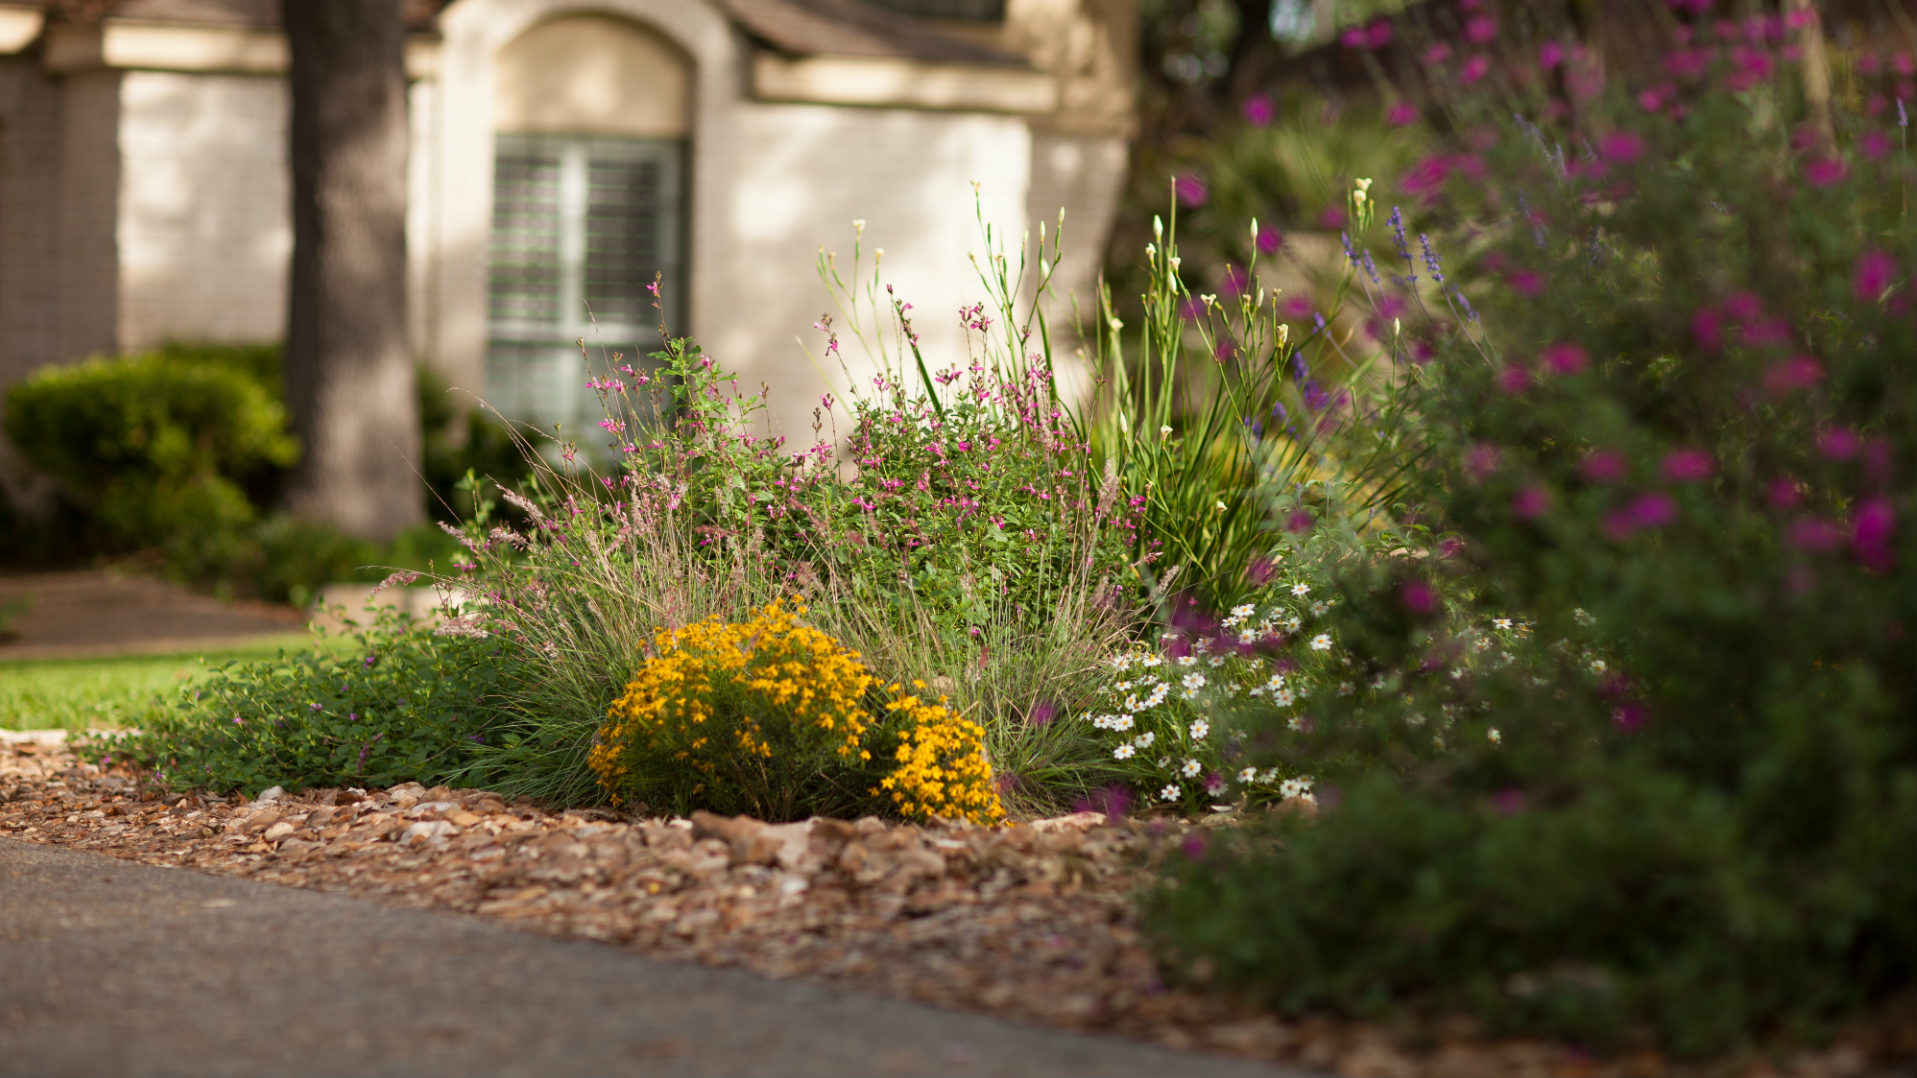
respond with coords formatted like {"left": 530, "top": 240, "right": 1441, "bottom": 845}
{"left": 3, "top": 731, "right": 1909, "bottom": 1078}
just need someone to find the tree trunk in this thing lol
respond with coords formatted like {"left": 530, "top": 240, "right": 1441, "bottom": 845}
{"left": 280, "top": 0, "right": 423, "bottom": 542}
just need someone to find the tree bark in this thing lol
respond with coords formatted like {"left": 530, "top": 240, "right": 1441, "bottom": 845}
{"left": 280, "top": 0, "right": 423, "bottom": 541}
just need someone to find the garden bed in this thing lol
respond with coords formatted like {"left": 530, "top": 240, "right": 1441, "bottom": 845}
{"left": 4, "top": 732, "right": 1906, "bottom": 1078}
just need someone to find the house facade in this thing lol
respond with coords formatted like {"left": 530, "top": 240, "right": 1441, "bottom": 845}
{"left": 0, "top": 0, "right": 1134, "bottom": 450}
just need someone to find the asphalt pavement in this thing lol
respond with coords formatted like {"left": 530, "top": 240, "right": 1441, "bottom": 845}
{"left": 0, "top": 838, "right": 1296, "bottom": 1077}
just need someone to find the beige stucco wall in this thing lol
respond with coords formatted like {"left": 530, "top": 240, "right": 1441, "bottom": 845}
{"left": 53, "top": 70, "right": 122, "bottom": 369}
{"left": 720, "top": 101, "right": 1032, "bottom": 444}
{"left": 116, "top": 70, "right": 288, "bottom": 349}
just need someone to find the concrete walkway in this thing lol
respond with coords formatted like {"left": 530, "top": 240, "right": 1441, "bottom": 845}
{"left": 0, "top": 838, "right": 1295, "bottom": 1077}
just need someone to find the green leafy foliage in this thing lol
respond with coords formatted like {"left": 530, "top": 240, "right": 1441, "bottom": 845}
{"left": 96, "top": 604, "right": 519, "bottom": 796}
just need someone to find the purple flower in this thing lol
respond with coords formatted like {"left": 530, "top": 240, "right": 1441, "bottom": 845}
{"left": 1180, "top": 833, "right": 1208, "bottom": 861}
{"left": 1598, "top": 131, "right": 1645, "bottom": 165}
{"left": 1804, "top": 157, "right": 1848, "bottom": 187}
{"left": 1387, "top": 101, "right": 1419, "bottom": 126}
{"left": 1460, "top": 55, "right": 1490, "bottom": 85}
{"left": 1028, "top": 702, "right": 1057, "bottom": 728}
{"left": 1492, "top": 788, "right": 1527, "bottom": 815}
{"left": 1241, "top": 94, "right": 1274, "bottom": 126}
{"left": 1853, "top": 498, "right": 1896, "bottom": 571}
{"left": 1256, "top": 226, "right": 1282, "bottom": 254}
{"left": 1763, "top": 355, "right": 1823, "bottom": 395}
{"left": 1817, "top": 427, "right": 1860, "bottom": 461}
{"left": 1581, "top": 449, "right": 1629, "bottom": 484}
{"left": 1539, "top": 41, "right": 1565, "bottom": 70}
{"left": 1604, "top": 493, "right": 1676, "bottom": 539}
{"left": 1464, "top": 15, "right": 1497, "bottom": 43}
{"left": 1788, "top": 517, "right": 1843, "bottom": 552}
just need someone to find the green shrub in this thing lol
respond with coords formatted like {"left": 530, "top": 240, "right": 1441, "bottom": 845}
{"left": 1144, "top": 13, "right": 1917, "bottom": 1056}
{"left": 96, "top": 601, "right": 520, "bottom": 796}
{"left": 3, "top": 349, "right": 297, "bottom": 547}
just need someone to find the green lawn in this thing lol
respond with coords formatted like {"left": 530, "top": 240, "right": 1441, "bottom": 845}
{"left": 0, "top": 634, "right": 342, "bottom": 733}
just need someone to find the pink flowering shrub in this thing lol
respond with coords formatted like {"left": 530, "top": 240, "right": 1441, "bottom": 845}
{"left": 1152, "top": 5, "right": 1917, "bottom": 1058}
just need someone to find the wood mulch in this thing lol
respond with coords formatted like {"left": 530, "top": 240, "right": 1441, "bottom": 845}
{"left": 2, "top": 732, "right": 1909, "bottom": 1078}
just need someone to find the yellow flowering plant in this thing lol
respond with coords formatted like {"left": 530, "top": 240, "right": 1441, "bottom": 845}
{"left": 590, "top": 599, "right": 1005, "bottom": 825}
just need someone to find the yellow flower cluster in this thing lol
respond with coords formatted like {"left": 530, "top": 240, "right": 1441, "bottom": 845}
{"left": 588, "top": 599, "right": 875, "bottom": 813}
{"left": 876, "top": 681, "right": 1006, "bottom": 826}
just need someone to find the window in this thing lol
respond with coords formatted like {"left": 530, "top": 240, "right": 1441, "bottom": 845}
{"left": 486, "top": 134, "right": 683, "bottom": 436}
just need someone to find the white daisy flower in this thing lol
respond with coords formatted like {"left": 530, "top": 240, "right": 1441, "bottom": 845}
{"left": 1145, "top": 683, "right": 1170, "bottom": 708}
{"left": 1310, "top": 600, "right": 1330, "bottom": 617}
{"left": 1337, "top": 681, "right": 1355, "bottom": 696}
{"left": 1493, "top": 617, "right": 1514, "bottom": 631}
{"left": 1160, "top": 784, "right": 1181, "bottom": 802}
{"left": 1279, "top": 776, "right": 1315, "bottom": 800}
{"left": 1257, "top": 768, "right": 1279, "bottom": 783}
{"left": 1287, "top": 715, "right": 1310, "bottom": 732}
{"left": 1181, "top": 672, "right": 1207, "bottom": 693}
{"left": 1589, "top": 658, "right": 1608, "bottom": 675}
{"left": 1231, "top": 603, "right": 1256, "bottom": 619}
{"left": 1487, "top": 728, "right": 1502, "bottom": 745}
{"left": 1290, "top": 582, "right": 1311, "bottom": 597}
{"left": 1572, "top": 608, "right": 1594, "bottom": 626}
{"left": 1123, "top": 694, "right": 1145, "bottom": 713}
{"left": 1176, "top": 654, "right": 1198, "bottom": 668}
{"left": 1262, "top": 672, "right": 1288, "bottom": 692}
{"left": 1110, "top": 714, "right": 1135, "bottom": 732}
{"left": 1237, "top": 628, "right": 1259, "bottom": 645}
{"left": 1237, "top": 766, "right": 1258, "bottom": 783}
{"left": 1133, "top": 731, "right": 1156, "bottom": 749}
{"left": 1309, "top": 633, "right": 1333, "bottom": 652}
{"left": 1405, "top": 713, "right": 1427, "bottom": 727}
{"left": 1113, "top": 743, "right": 1136, "bottom": 760}
{"left": 1282, "top": 616, "right": 1303, "bottom": 633}
{"left": 1273, "top": 686, "right": 1296, "bottom": 707}
{"left": 1181, "top": 758, "right": 1202, "bottom": 777}
{"left": 1189, "top": 719, "right": 1210, "bottom": 740}
{"left": 1210, "top": 654, "right": 1229, "bottom": 666}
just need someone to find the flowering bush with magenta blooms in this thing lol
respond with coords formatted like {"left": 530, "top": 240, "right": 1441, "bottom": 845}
{"left": 1150, "top": 4, "right": 1917, "bottom": 1057}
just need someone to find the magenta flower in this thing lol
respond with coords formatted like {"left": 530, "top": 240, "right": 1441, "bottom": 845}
{"left": 1401, "top": 154, "right": 1454, "bottom": 196}
{"left": 1762, "top": 355, "right": 1823, "bottom": 396}
{"left": 1241, "top": 94, "right": 1274, "bottom": 126}
{"left": 1340, "top": 26, "right": 1366, "bottom": 49}
{"left": 1803, "top": 157, "right": 1848, "bottom": 187}
{"left": 1853, "top": 498, "right": 1895, "bottom": 571}
{"left": 1691, "top": 307, "right": 1723, "bottom": 351}
{"left": 1364, "top": 20, "right": 1393, "bottom": 50}
{"left": 1498, "top": 365, "right": 1532, "bottom": 395}
{"left": 1512, "top": 486, "right": 1551, "bottom": 521}
{"left": 1611, "top": 702, "right": 1648, "bottom": 733}
{"left": 1174, "top": 172, "right": 1208, "bottom": 208}
{"left": 1465, "top": 443, "right": 1502, "bottom": 480}
{"left": 1508, "top": 270, "right": 1544, "bottom": 295}
{"left": 1788, "top": 516, "right": 1843, "bottom": 551}
{"left": 1767, "top": 478, "right": 1804, "bottom": 512}
{"left": 1541, "top": 342, "right": 1589, "bottom": 374}
{"left": 1598, "top": 131, "right": 1646, "bottom": 165}
{"left": 1387, "top": 101, "right": 1419, "bottom": 126}
{"left": 1492, "top": 788, "right": 1528, "bottom": 815}
{"left": 1256, "top": 226, "right": 1282, "bottom": 255}
{"left": 1285, "top": 510, "right": 1314, "bottom": 533}
{"left": 1661, "top": 449, "right": 1714, "bottom": 483}
{"left": 1460, "top": 55, "right": 1490, "bottom": 85}
{"left": 1626, "top": 492, "right": 1677, "bottom": 528}
{"left": 1400, "top": 579, "right": 1439, "bottom": 615}
{"left": 1862, "top": 131, "right": 1893, "bottom": 160}
{"left": 1539, "top": 41, "right": 1564, "bottom": 71}
{"left": 1582, "top": 449, "right": 1629, "bottom": 484}
{"left": 1816, "top": 427, "right": 1860, "bottom": 461}
{"left": 1464, "top": 15, "right": 1497, "bottom": 43}
{"left": 1424, "top": 43, "right": 1453, "bottom": 65}
{"left": 1854, "top": 249, "right": 1898, "bottom": 303}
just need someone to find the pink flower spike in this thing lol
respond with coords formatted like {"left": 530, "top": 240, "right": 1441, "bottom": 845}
{"left": 1626, "top": 492, "right": 1678, "bottom": 529}
{"left": 1498, "top": 365, "right": 1532, "bottom": 395}
{"left": 1661, "top": 449, "right": 1714, "bottom": 483}
{"left": 1387, "top": 101, "right": 1420, "bottom": 127}
{"left": 1364, "top": 21, "right": 1393, "bottom": 50}
{"left": 1257, "top": 227, "right": 1283, "bottom": 255}
{"left": 1241, "top": 94, "right": 1275, "bottom": 126}
{"left": 1767, "top": 478, "right": 1803, "bottom": 512}
{"left": 1400, "top": 580, "right": 1439, "bottom": 615}
{"left": 1853, "top": 497, "right": 1895, "bottom": 549}
{"left": 1539, "top": 41, "right": 1564, "bottom": 71}
{"left": 1862, "top": 131, "right": 1893, "bottom": 160}
{"left": 1464, "top": 15, "right": 1497, "bottom": 44}
{"left": 1542, "top": 343, "right": 1589, "bottom": 374}
{"left": 1341, "top": 27, "right": 1365, "bottom": 49}
{"left": 1460, "top": 55, "right": 1490, "bottom": 85}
